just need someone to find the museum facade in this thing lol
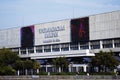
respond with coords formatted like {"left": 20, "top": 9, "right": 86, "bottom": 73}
{"left": 0, "top": 10, "right": 120, "bottom": 72}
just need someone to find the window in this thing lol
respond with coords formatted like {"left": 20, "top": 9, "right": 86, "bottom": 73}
{"left": 70, "top": 43, "right": 79, "bottom": 50}
{"left": 44, "top": 45, "right": 51, "bottom": 52}
{"left": 36, "top": 46, "right": 42, "bottom": 53}
{"left": 90, "top": 41, "right": 100, "bottom": 49}
{"left": 102, "top": 39, "right": 112, "bottom": 48}
{"left": 28, "top": 47, "right": 34, "bottom": 54}
{"left": 20, "top": 48, "right": 26, "bottom": 54}
{"left": 11, "top": 48, "right": 19, "bottom": 54}
{"left": 61, "top": 43, "right": 69, "bottom": 51}
{"left": 114, "top": 39, "right": 120, "bottom": 47}
{"left": 80, "top": 43, "right": 89, "bottom": 50}
{"left": 52, "top": 44, "right": 60, "bottom": 52}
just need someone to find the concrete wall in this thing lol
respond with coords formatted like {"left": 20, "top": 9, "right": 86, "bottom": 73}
{"left": 0, "top": 27, "right": 20, "bottom": 48}
{"left": 0, "top": 75, "right": 120, "bottom": 80}
{"left": 89, "top": 11, "right": 120, "bottom": 40}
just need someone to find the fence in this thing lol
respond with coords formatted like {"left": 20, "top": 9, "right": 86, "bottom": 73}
{"left": 0, "top": 75, "right": 120, "bottom": 80}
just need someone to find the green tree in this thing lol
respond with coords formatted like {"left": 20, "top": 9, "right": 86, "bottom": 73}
{"left": 33, "top": 60, "right": 41, "bottom": 69}
{"left": 24, "top": 60, "right": 33, "bottom": 69}
{"left": 0, "top": 48, "right": 19, "bottom": 75}
{"left": 0, "top": 48, "right": 19, "bottom": 66}
{"left": 91, "top": 51, "right": 119, "bottom": 72}
{"left": 14, "top": 59, "right": 39, "bottom": 75}
{"left": 24, "top": 60, "right": 33, "bottom": 75}
{"left": 33, "top": 60, "right": 41, "bottom": 74}
{"left": 0, "top": 66, "right": 16, "bottom": 75}
{"left": 13, "top": 60, "right": 25, "bottom": 70}
{"left": 52, "top": 57, "right": 69, "bottom": 72}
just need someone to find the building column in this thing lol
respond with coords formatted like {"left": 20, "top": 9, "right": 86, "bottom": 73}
{"left": 25, "top": 69, "right": 28, "bottom": 75}
{"left": 100, "top": 40, "right": 103, "bottom": 49}
{"left": 52, "top": 67, "right": 54, "bottom": 72}
{"left": 42, "top": 46, "right": 44, "bottom": 53}
{"left": 83, "top": 65, "right": 87, "bottom": 72}
{"left": 69, "top": 66, "right": 71, "bottom": 72}
{"left": 19, "top": 48, "right": 21, "bottom": 55}
{"left": 34, "top": 47, "right": 36, "bottom": 53}
{"left": 69, "top": 43, "right": 70, "bottom": 51}
{"left": 78, "top": 43, "right": 80, "bottom": 50}
{"left": 26, "top": 48, "right": 28, "bottom": 55}
{"left": 112, "top": 39, "right": 115, "bottom": 48}
{"left": 89, "top": 42, "right": 91, "bottom": 50}
{"left": 51, "top": 45, "right": 52, "bottom": 52}
{"left": 69, "top": 64, "right": 73, "bottom": 72}
{"left": 17, "top": 70, "right": 20, "bottom": 76}
{"left": 58, "top": 67, "right": 61, "bottom": 73}
{"left": 46, "top": 65, "right": 48, "bottom": 72}
{"left": 60, "top": 44, "right": 61, "bottom": 52}
{"left": 76, "top": 67, "right": 79, "bottom": 72}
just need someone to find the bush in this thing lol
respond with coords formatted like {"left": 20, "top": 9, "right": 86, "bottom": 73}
{"left": 38, "top": 72, "right": 115, "bottom": 75}
{"left": 90, "top": 72, "right": 115, "bottom": 75}
{"left": 38, "top": 72, "right": 116, "bottom": 75}
{"left": 39, "top": 72, "right": 48, "bottom": 75}
{"left": 55, "top": 72, "right": 67, "bottom": 75}
{"left": 38, "top": 72, "right": 88, "bottom": 75}
{"left": 67, "top": 72, "right": 76, "bottom": 75}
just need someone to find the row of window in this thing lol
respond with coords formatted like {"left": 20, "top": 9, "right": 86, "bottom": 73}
{"left": 11, "top": 39, "right": 120, "bottom": 54}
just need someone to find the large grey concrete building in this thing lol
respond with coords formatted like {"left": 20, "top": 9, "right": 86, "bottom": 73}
{"left": 0, "top": 10, "right": 120, "bottom": 72}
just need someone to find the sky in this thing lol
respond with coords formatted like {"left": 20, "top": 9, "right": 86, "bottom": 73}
{"left": 0, "top": 0, "right": 120, "bottom": 29}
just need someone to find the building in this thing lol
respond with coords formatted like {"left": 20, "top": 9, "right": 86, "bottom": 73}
{"left": 0, "top": 10, "right": 120, "bottom": 73}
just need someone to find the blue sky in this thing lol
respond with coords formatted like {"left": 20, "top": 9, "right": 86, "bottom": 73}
{"left": 0, "top": 0, "right": 120, "bottom": 29}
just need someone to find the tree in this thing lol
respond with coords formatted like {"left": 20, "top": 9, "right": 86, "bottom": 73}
{"left": 0, "top": 66, "right": 16, "bottom": 75}
{"left": 91, "top": 51, "right": 119, "bottom": 72}
{"left": 14, "top": 59, "right": 40, "bottom": 75}
{"left": 24, "top": 60, "right": 33, "bottom": 75}
{"left": 33, "top": 60, "right": 41, "bottom": 69}
{"left": 24, "top": 60, "right": 33, "bottom": 69}
{"left": 0, "top": 48, "right": 19, "bottom": 66}
{"left": 13, "top": 60, "right": 25, "bottom": 70}
{"left": 0, "top": 48, "right": 19, "bottom": 75}
{"left": 0, "top": 48, "right": 40, "bottom": 75}
{"left": 52, "top": 57, "right": 69, "bottom": 72}
{"left": 33, "top": 60, "right": 41, "bottom": 74}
